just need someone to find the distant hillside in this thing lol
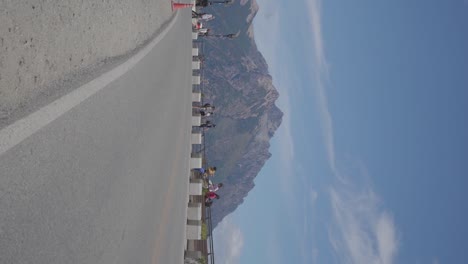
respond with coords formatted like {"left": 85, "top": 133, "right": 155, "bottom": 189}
{"left": 199, "top": 0, "right": 283, "bottom": 227}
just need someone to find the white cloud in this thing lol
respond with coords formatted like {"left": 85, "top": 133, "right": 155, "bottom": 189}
{"left": 213, "top": 215, "right": 244, "bottom": 264}
{"left": 253, "top": 1, "right": 403, "bottom": 264}
{"left": 304, "top": 0, "right": 338, "bottom": 176}
{"left": 297, "top": 187, "right": 320, "bottom": 264}
{"left": 303, "top": 1, "right": 400, "bottom": 263}
{"left": 305, "top": 0, "right": 329, "bottom": 75}
{"left": 328, "top": 185, "right": 399, "bottom": 264}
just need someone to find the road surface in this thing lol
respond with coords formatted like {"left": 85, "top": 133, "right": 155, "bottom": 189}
{"left": 0, "top": 0, "right": 173, "bottom": 118}
{"left": 0, "top": 10, "right": 192, "bottom": 264}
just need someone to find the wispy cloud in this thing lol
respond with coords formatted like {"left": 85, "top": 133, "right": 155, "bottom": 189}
{"left": 214, "top": 215, "right": 244, "bottom": 264}
{"left": 304, "top": 0, "right": 338, "bottom": 176}
{"left": 300, "top": 187, "right": 320, "bottom": 264}
{"left": 304, "top": 0, "right": 400, "bottom": 263}
{"left": 250, "top": 0, "right": 401, "bottom": 263}
{"left": 305, "top": 0, "right": 329, "bottom": 75}
{"left": 328, "top": 184, "right": 398, "bottom": 264}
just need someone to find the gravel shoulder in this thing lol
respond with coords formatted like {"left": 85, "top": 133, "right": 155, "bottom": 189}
{"left": 0, "top": 0, "right": 174, "bottom": 128}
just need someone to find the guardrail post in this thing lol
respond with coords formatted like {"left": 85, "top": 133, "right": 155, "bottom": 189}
{"left": 186, "top": 219, "right": 202, "bottom": 240}
{"left": 192, "top": 91, "right": 202, "bottom": 103}
{"left": 191, "top": 115, "right": 201, "bottom": 126}
{"left": 189, "top": 179, "right": 203, "bottom": 195}
{"left": 190, "top": 152, "right": 202, "bottom": 169}
{"left": 187, "top": 202, "right": 202, "bottom": 220}
{"left": 192, "top": 75, "right": 201, "bottom": 85}
{"left": 191, "top": 132, "right": 202, "bottom": 145}
{"left": 192, "top": 60, "right": 200, "bottom": 70}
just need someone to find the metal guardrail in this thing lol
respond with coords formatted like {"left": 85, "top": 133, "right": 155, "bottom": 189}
{"left": 195, "top": 41, "right": 207, "bottom": 166}
{"left": 206, "top": 206, "right": 215, "bottom": 264}
{"left": 199, "top": 40, "right": 216, "bottom": 264}
{"left": 192, "top": 40, "right": 215, "bottom": 264}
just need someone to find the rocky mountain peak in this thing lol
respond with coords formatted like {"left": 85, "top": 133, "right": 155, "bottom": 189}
{"left": 200, "top": 0, "right": 282, "bottom": 227}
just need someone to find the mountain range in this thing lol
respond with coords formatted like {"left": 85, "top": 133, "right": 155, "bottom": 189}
{"left": 198, "top": 0, "right": 283, "bottom": 227}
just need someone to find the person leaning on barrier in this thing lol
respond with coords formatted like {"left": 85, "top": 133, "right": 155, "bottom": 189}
{"left": 205, "top": 191, "right": 219, "bottom": 200}
{"left": 193, "top": 21, "right": 203, "bottom": 30}
{"left": 196, "top": 0, "right": 232, "bottom": 7}
{"left": 204, "top": 191, "right": 220, "bottom": 207}
{"left": 194, "top": 166, "right": 217, "bottom": 178}
{"left": 200, "top": 13, "right": 215, "bottom": 21}
{"left": 192, "top": 11, "right": 215, "bottom": 21}
{"left": 197, "top": 28, "right": 210, "bottom": 36}
{"left": 196, "top": 0, "right": 210, "bottom": 7}
{"left": 208, "top": 183, "right": 223, "bottom": 192}
{"left": 205, "top": 166, "right": 217, "bottom": 177}
{"left": 199, "top": 110, "right": 213, "bottom": 117}
{"left": 199, "top": 120, "right": 216, "bottom": 128}
{"left": 194, "top": 103, "right": 215, "bottom": 112}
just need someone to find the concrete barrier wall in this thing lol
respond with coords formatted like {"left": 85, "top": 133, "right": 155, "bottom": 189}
{"left": 187, "top": 203, "right": 202, "bottom": 220}
{"left": 192, "top": 61, "right": 200, "bottom": 70}
{"left": 185, "top": 30, "right": 207, "bottom": 260}
{"left": 192, "top": 92, "right": 201, "bottom": 102}
{"left": 186, "top": 219, "right": 202, "bottom": 240}
{"left": 192, "top": 75, "right": 201, "bottom": 85}
{"left": 191, "top": 115, "right": 201, "bottom": 126}
{"left": 190, "top": 157, "right": 202, "bottom": 169}
{"left": 189, "top": 179, "right": 203, "bottom": 195}
{"left": 185, "top": 250, "right": 202, "bottom": 260}
{"left": 191, "top": 132, "right": 202, "bottom": 145}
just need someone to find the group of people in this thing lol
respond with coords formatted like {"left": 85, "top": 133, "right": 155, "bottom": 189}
{"left": 192, "top": 11, "right": 213, "bottom": 36}
{"left": 193, "top": 101, "right": 220, "bottom": 206}
{"left": 195, "top": 0, "right": 232, "bottom": 8}
{"left": 204, "top": 182, "right": 223, "bottom": 207}
{"left": 194, "top": 166, "right": 224, "bottom": 207}
{"left": 191, "top": 2, "right": 234, "bottom": 209}
{"left": 195, "top": 103, "right": 215, "bottom": 117}
{"left": 192, "top": 11, "right": 215, "bottom": 21}
{"left": 196, "top": 103, "right": 216, "bottom": 128}
{"left": 192, "top": 0, "right": 233, "bottom": 36}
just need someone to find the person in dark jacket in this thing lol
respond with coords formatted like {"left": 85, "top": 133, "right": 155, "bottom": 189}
{"left": 199, "top": 121, "right": 216, "bottom": 128}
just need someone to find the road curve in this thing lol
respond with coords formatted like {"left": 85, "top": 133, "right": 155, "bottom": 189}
{"left": 0, "top": 9, "right": 192, "bottom": 264}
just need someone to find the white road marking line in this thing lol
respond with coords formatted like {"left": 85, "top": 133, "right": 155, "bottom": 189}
{"left": 0, "top": 13, "right": 179, "bottom": 156}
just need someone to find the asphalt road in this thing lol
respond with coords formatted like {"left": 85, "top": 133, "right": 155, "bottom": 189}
{"left": 0, "top": 10, "right": 192, "bottom": 264}
{"left": 0, "top": 0, "right": 173, "bottom": 116}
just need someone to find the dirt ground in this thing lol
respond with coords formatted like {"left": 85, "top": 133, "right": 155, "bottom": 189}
{"left": 0, "top": 0, "right": 173, "bottom": 123}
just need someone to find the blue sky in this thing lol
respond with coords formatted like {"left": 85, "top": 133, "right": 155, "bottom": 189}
{"left": 214, "top": 0, "right": 468, "bottom": 263}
